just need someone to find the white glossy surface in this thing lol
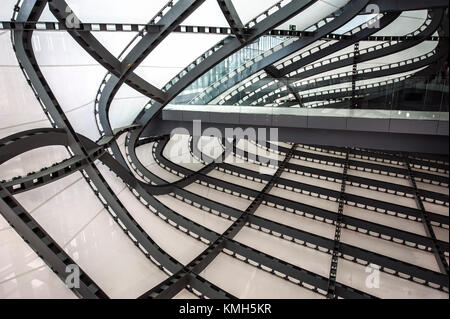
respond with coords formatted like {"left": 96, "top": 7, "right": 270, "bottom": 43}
{"left": 184, "top": 182, "right": 251, "bottom": 211}
{"left": 135, "top": 33, "right": 226, "bottom": 89}
{"left": 201, "top": 253, "right": 323, "bottom": 299}
{"left": 117, "top": 188, "right": 207, "bottom": 265}
{"left": 269, "top": 187, "right": 340, "bottom": 212}
{"left": 343, "top": 204, "right": 427, "bottom": 236}
{"left": 0, "top": 146, "right": 70, "bottom": 181}
{"left": 416, "top": 181, "right": 449, "bottom": 195}
{"left": 340, "top": 229, "right": 439, "bottom": 271}
{"left": 173, "top": 289, "right": 199, "bottom": 299}
{"left": 0, "top": 32, "right": 49, "bottom": 138}
{"left": 337, "top": 258, "right": 448, "bottom": 299}
{"left": 13, "top": 171, "right": 168, "bottom": 298}
{"left": 155, "top": 194, "right": 233, "bottom": 234}
{"left": 235, "top": 227, "right": 332, "bottom": 278}
{"left": 255, "top": 205, "right": 336, "bottom": 239}
{"left": 64, "top": 0, "right": 169, "bottom": 24}
{"left": 374, "top": 10, "right": 428, "bottom": 37}
{"left": 281, "top": 0, "right": 350, "bottom": 31}
{"left": 347, "top": 169, "right": 411, "bottom": 186}
{"left": 290, "top": 157, "right": 344, "bottom": 173}
{"left": 345, "top": 185, "right": 417, "bottom": 209}
{"left": 208, "top": 169, "right": 267, "bottom": 191}
{"left": 64, "top": 208, "right": 168, "bottom": 298}
{"left": 135, "top": 142, "right": 182, "bottom": 183}
{"left": 0, "top": 265, "right": 77, "bottom": 299}
{"left": 163, "top": 134, "right": 205, "bottom": 171}
{"left": 0, "top": 216, "right": 76, "bottom": 299}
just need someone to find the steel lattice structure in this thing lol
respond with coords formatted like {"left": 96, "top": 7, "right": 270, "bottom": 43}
{"left": 0, "top": 0, "right": 448, "bottom": 299}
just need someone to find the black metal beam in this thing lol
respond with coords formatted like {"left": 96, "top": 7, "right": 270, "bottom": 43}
{"left": 3, "top": 21, "right": 444, "bottom": 40}
{"left": 217, "top": 0, "right": 247, "bottom": 43}
{"left": 326, "top": 148, "right": 349, "bottom": 298}
{"left": 403, "top": 154, "right": 449, "bottom": 275}
{"left": 0, "top": 184, "right": 108, "bottom": 299}
{"left": 149, "top": 136, "right": 449, "bottom": 289}
{"left": 209, "top": 0, "right": 375, "bottom": 106}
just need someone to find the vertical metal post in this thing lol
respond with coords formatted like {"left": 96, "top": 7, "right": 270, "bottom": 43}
{"left": 403, "top": 154, "right": 449, "bottom": 275}
{"left": 327, "top": 147, "right": 350, "bottom": 298}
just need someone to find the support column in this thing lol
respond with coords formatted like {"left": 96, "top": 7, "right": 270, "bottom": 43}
{"left": 403, "top": 154, "right": 449, "bottom": 275}
{"left": 327, "top": 148, "right": 350, "bottom": 298}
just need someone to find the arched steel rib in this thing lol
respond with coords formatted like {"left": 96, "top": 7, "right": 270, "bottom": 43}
{"left": 12, "top": 4, "right": 177, "bottom": 287}
{"left": 137, "top": 0, "right": 320, "bottom": 126}
{"left": 211, "top": 142, "right": 449, "bottom": 251}
{"left": 243, "top": 45, "right": 443, "bottom": 106}
{"left": 205, "top": 1, "right": 386, "bottom": 106}
{"left": 0, "top": 184, "right": 108, "bottom": 299}
{"left": 154, "top": 135, "right": 448, "bottom": 229}
{"left": 11, "top": 1, "right": 232, "bottom": 300}
{"left": 0, "top": 127, "right": 236, "bottom": 298}
{"left": 140, "top": 143, "right": 376, "bottom": 299}
{"left": 144, "top": 135, "right": 448, "bottom": 295}
{"left": 404, "top": 155, "right": 449, "bottom": 274}
{"left": 276, "top": 12, "right": 440, "bottom": 79}
{"left": 262, "top": 140, "right": 449, "bottom": 186}
{"left": 125, "top": 134, "right": 376, "bottom": 298}
{"left": 49, "top": 0, "right": 318, "bottom": 300}
{"left": 47, "top": 0, "right": 167, "bottom": 104}
{"left": 165, "top": 135, "right": 449, "bottom": 253}
{"left": 224, "top": 10, "right": 442, "bottom": 106}
{"left": 217, "top": 0, "right": 247, "bottom": 43}
{"left": 308, "top": 144, "right": 449, "bottom": 174}
{"left": 12, "top": 1, "right": 232, "bottom": 298}
{"left": 48, "top": 0, "right": 203, "bottom": 170}
{"left": 148, "top": 135, "right": 449, "bottom": 290}
{"left": 7, "top": 0, "right": 448, "bottom": 299}
{"left": 240, "top": 144, "right": 449, "bottom": 204}
{"left": 0, "top": 126, "right": 138, "bottom": 194}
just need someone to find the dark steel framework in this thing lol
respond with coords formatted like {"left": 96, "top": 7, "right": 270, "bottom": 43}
{"left": 0, "top": 0, "right": 448, "bottom": 299}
